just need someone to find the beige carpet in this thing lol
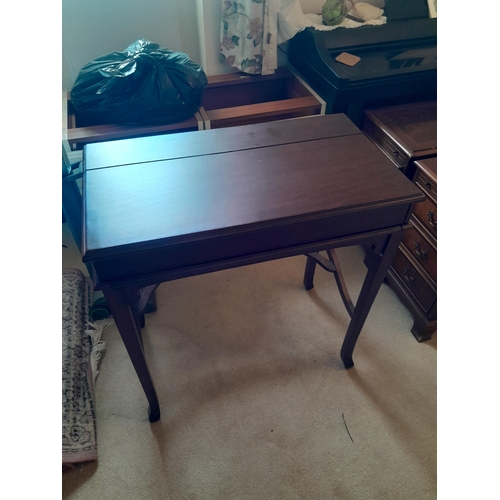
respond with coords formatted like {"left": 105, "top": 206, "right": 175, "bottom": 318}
{"left": 62, "top": 223, "right": 436, "bottom": 499}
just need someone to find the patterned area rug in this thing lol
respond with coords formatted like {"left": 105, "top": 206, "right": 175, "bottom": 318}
{"left": 62, "top": 269, "right": 109, "bottom": 472}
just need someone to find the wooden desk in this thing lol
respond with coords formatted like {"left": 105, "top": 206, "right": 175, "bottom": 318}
{"left": 82, "top": 114, "right": 424, "bottom": 422}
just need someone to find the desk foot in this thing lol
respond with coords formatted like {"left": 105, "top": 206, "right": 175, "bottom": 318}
{"left": 303, "top": 255, "right": 316, "bottom": 290}
{"left": 411, "top": 317, "right": 436, "bottom": 343}
{"left": 103, "top": 287, "right": 161, "bottom": 422}
{"left": 341, "top": 352, "right": 354, "bottom": 369}
{"left": 148, "top": 405, "right": 161, "bottom": 423}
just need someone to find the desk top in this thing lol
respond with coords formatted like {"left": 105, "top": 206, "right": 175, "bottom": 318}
{"left": 82, "top": 114, "right": 423, "bottom": 284}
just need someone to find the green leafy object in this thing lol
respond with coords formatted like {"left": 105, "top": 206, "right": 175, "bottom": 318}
{"left": 321, "top": 0, "right": 347, "bottom": 26}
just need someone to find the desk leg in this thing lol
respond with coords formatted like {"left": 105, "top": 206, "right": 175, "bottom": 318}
{"left": 303, "top": 255, "right": 317, "bottom": 290}
{"left": 340, "top": 230, "right": 402, "bottom": 369}
{"left": 102, "top": 287, "right": 161, "bottom": 422}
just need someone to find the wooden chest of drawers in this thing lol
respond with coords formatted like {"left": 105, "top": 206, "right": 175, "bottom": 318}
{"left": 363, "top": 100, "right": 437, "bottom": 179}
{"left": 387, "top": 157, "right": 437, "bottom": 341}
{"left": 362, "top": 102, "right": 437, "bottom": 341}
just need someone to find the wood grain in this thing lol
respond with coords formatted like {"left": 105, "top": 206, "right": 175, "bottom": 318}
{"left": 82, "top": 115, "right": 423, "bottom": 286}
{"left": 84, "top": 113, "right": 360, "bottom": 169}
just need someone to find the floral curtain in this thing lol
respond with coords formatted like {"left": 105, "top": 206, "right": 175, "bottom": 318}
{"left": 220, "top": 0, "right": 278, "bottom": 75}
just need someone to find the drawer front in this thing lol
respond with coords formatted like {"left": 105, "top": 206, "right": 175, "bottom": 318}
{"left": 412, "top": 198, "right": 437, "bottom": 239}
{"left": 391, "top": 249, "right": 436, "bottom": 312}
{"left": 401, "top": 224, "right": 437, "bottom": 283}
{"left": 363, "top": 120, "right": 411, "bottom": 171}
{"left": 415, "top": 170, "right": 437, "bottom": 204}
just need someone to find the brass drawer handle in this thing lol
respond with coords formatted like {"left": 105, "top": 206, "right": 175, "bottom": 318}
{"left": 427, "top": 211, "right": 437, "bottom": 228}
{"left": 403, "top": 268, "right": 415, "bottom": 283}
{"left": 414, "top": 241, "right": 428, "bottom": 259}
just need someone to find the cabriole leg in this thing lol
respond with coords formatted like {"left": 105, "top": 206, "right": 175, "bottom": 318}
{"left": 102, "top": 287, "right": 161, "bottom": 422}
{"left": 340, "top": 231, "right": 403, "bottom": 368}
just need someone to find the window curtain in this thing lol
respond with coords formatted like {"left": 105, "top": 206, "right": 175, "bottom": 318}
{"left": 220, "top": 0, "right": 278, "bottom": 75}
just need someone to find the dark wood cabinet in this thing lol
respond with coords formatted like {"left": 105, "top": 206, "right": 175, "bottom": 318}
{"left": 362, "top": 102, "right": 437, "bottom": 341}
{"left": 362, "top": 101, "right": 437, "bottom": 179}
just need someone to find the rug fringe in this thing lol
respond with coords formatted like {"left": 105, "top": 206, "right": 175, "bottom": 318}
{"left": 86, "top": 317, "right": 114, "bottom": 383}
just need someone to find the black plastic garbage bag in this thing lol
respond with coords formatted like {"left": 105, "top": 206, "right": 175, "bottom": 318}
{"left": 70, "top": 39, "right": 208, "bottom": 126}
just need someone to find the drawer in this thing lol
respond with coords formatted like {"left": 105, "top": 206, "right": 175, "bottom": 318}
{"left": 401, "top": 222, "right": 437, "bottom": 283}
{"left": 199, "top": 66, "right": 325, "bottom": 130}
{"left": 363, "top": 102, "right": 437, "bottom": 174}
{"left": 362, "top": 119, "right": 411, "bottom": 171}
{"left": 391, "top": 247, "right": 436, "bottom": 313}
{"left": 414, "top": 158, "right": 437, "bottom": 204}
{"left": 412, "top": 197, "right": 437, "bottom": 239}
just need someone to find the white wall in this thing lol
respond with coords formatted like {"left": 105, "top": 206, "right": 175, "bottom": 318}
{"left": 175, "top": 0, "right": 202, "bottom": 67}
{"left": 62, "top": 0, "right": 186, "bottom": 90}
{"left": 62, "top": 0, "right": 305, "bottom": 89}
{"left": 195, "top": 0, "right": 235, "bottom": 76}
{"left": 298, "top": 0, "right": 327, "bottom": 14}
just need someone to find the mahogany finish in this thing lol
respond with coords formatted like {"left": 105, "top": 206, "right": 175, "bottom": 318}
{"left": 362, "top": 100, "right": 437, "bottom": 178}
{"left": 84, "top": 113, "right": 359, "bottom": 170}
{"left": 62, "top": 67, "right": 324, "bottom": 152}
{"left": 63, "top": 91, "right": 203, "bottom": 151}
{"left": 387, "top": 156, "right": 437, "bottom": 341}
{"left": 82, "top": 114, "right": 424, "bottom": 422}
{"left": 362, "top": 103, "right": 437, "bottom": 342}
{"left": 199, "top": 67, "right": 325, "bottom": 129}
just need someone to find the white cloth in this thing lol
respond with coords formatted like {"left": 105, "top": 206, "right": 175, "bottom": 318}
{"left": 277, "top": 0, "right": 387, "bottom": 45}
{"left": 220, "top": 0, "right": 386, "bottom": 75}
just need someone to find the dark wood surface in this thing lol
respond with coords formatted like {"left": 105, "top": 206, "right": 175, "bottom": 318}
{"left": 364, "top": 101, "right": 437, "bottom": 156}
{"left": 388, "top": 155, "right": 437, "bottom": 342}
{"left": 199, "top": 67, "right": 323, "bottom": 128}
{"left": 83, "top": 115, "right": 420, "bottom": 259}
{"left": 84, "top": 134, "right": 416, "bottom": 247}
{"left": 82, "top": 114, "right": 424, "bottom": 421}
{"left": 83, "top": 116, "right": 423, "bottom": 285}
{"left": 362, "top": 101, "right": 437, "bottom": 177}
{"left": 203, "top": 97, "right": 321, "bottom": 128}
{"left": 64, "top": 91, "right": 202, "bottom": 151}
{"left": 401, "top": 223, "right": 437, "bottom": 282}
{"left": 84, "top": 113, "right": 359, "bottom": 169}
{"left": 414, "top": 157, "right": 437, "bottom": 182}
{"left": 66, "top": 117, "right": 201, "bottom": 148}
{"left": 414, "top": 157, "right": 437, "bottom": 203}
{"left": 362, "top": 101, "right": 437, "bottom": 342}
